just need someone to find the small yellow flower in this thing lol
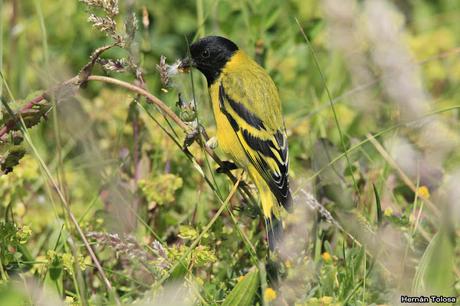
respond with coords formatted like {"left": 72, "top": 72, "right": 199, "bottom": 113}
{"left": 319, "top": 296, "right": 334, "bottom": 304}
{"left": 31, "top": 255, "right": 47, "bottom": 275}
{"left": 237, "top": 275, "right": 245, "bottom": 283}
{"left": 321, "top": 252, "right": 332, "bottom": 263}
{"left": 64, "top": 296, "right": 75, "bottom": 305}
{"left": 285, "top": 259, "right": 292, "bottom": 269}
{"left": 16, "top": 225, "right": 32, "bottom": 244}
{"left": 384, "top": 207, "right": 393, "bottom": 217}
{"left": 416, "top": 186, "right": 430, "bottom": 200}
{"left": 83, "top": 256, "right": 92, "bottom": 270}
{"left": 62, "top": 253, "right": 75, "bottom": 275}
{"left": 264, "top": 287, "right": 277, "bottom": 302}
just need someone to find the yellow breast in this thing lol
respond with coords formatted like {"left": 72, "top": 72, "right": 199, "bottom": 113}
{"left": 209, "top": 80, "right": 250, "bottom": 168}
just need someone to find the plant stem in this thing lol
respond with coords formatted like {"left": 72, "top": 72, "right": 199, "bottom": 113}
{"left": 0, "top": 73, "right": 118, "bottom": 304}
{"left": 88, "top": 75, "right": 189, "bottom": 130}
{"left": 0, "top": 256, "right": 8, "bottom": 281}
{"left": 0, "top": 74, "right": 257, "bottom": 206}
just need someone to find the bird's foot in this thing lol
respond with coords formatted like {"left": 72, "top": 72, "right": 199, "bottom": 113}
{"left": 183, "top": 128, "right": 200, "bottom": 149}
{"left": 216, "top": 161, "right": 238, "bottom": 174}
{"left": 205, "top": 136, "right": 218, "bottom": 150}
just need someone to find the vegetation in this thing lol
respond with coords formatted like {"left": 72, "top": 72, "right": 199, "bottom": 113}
{"left": 0, "top": 0, "right": 459, "bottom": 305}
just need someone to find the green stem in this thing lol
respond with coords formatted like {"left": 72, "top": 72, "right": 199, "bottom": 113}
{"left": 0, "top": 256, "right": 8, "bottom": 281}
{"left": 296, "top": 18, "right": 359, "bottom": 193}
{"left": 196, "top": 0, "right": 205, "bottom": 38}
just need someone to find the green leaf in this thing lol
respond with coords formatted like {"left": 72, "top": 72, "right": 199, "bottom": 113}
{"left": 372, "top": 184, "right": 382, "bottom": 225}
{"left": 412, "top": 227, "right": 455, "bottom": 296}
{"left": 47, "top": 251, "right": 63, "bottom": 281}
{"left": 0, "top": 92, "right": 50, "bottom": 132}
{"left": 263, "top": 8, "right": 280, "bottom": 30}
{"left": 178, "top": 225, "right": 198, "bottom": 240}
{"left": 222, "top": 268, "right": 259, "bottom": 306}
{"left": 1, "top": 146, "right": 26, "bottom": 174}
{"left": 138, "top": 173, "right": 183, "bottom": 206}
{"left": 168, "top": 260, "right": 188, "bottom": 281}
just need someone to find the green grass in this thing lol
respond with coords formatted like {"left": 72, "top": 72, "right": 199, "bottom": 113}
{"left": 1, "top": 0, "right": 460, "bottom": 305}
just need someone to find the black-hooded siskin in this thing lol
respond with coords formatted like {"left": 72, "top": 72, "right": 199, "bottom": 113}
{"left": 185, "top": 36, "right": 292, "bottom": 250}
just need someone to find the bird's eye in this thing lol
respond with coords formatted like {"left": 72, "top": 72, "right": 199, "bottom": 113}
{"left": 201, "top": 49, "right": 210, "bottom": 58}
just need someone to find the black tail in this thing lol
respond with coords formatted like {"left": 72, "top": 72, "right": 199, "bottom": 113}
{"left": 267, "top": 188, "right": 294, "bottom": 250}
{"left": 266, "top": 216, "right": 284, "bottom": 251}
{"left": 284, "top": 189, "right": 294, "bottom": 212}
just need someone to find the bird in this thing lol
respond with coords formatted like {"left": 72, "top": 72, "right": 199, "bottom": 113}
{"left": 180, "top": 36, "right": 293, "bottom": 250}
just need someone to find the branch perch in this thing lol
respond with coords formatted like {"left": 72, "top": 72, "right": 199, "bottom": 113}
{"left": 0, "top": 73, "right": 256, "bottom": 203}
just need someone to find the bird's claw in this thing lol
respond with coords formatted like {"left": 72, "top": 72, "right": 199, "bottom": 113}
{"left": 183, "top": 128, "right": 200, "bottom": 149}
{"left": 216, "top": 161, "right": 238, "bottom": 174}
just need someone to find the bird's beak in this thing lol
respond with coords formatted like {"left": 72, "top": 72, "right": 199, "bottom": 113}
{"left": 178, "top": 57, "right": 195, "bottom": 72}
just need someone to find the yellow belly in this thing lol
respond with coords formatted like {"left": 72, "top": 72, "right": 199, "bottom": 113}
{"left": 208, "top": 74, "right": 281, "bottom": 220}
{"left": 209, "top": 82, "right": 249, "bottom": 168}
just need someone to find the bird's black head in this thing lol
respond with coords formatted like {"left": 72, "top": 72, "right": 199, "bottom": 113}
{"left": 182, "top": 36, "right": 239, "bottom": 85}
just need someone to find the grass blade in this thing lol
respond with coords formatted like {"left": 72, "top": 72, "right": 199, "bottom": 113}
{"left": 222, "top": 268, "right": 260, "bottom": 306}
